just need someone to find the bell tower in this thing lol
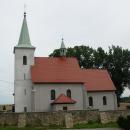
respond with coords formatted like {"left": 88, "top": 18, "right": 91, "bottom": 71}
{"left": 60, "top": 38, "right": 67, "bottom": 57}
{"left": 14, "top": 12, "right": 35, "bottom": 112}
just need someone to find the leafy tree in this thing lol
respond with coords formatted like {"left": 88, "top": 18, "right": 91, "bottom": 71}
{"left": 105, "top": 46, "right": 130, "bottom": 103}
{"left": 93, "top": 47, "right": 107, "bottom": 69}
{"left": 50, "top": 49, "right": 60, "bottom": 57}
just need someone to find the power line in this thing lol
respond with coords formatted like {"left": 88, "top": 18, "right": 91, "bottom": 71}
{"left": 0, "top": 80, "right": 14, "bottom": 84}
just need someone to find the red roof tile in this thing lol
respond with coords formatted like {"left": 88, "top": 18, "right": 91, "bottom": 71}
{"left": 31, "top": 57, "right": 116, "bottom": 92}
{"left": 31, "top": 57, "right": 83, "bottom": 83}
{"left": 81, "top": 69, "right": 116, "bottom": 92}
{"left": 51, "top": 94, "right": 76, "bottom": 104}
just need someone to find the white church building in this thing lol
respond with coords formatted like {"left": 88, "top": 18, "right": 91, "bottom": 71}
{"left": 14, "top": 13, "right": 117, "bottom": 112}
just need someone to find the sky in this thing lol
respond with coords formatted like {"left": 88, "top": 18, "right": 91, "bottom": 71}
{"left": 0, "top": 0, "right": 130, "bottom": 104}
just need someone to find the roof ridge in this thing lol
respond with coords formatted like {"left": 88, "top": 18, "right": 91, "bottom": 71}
{"left": 34, "top": 57, "right": 77, "bottom": 59}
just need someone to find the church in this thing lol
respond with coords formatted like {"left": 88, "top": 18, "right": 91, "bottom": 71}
{"left": 14, "top": 13, "right": 117, "bottom": 112}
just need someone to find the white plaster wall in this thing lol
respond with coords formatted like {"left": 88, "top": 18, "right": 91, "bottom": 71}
{"left": 87, "top": 91, "right": 117, "bottom": 111}
{"left": 14, "top": 48, "right": 35, "bottom": 112}
{"left": 15, "top": 48, "right": 35, "bottom": 80}
{"left": 34, "top": 84, "right": 84, "bottom": 112}
{"left": 52, "top": 104, "right": 76, "bottom": 111}
{"left": 14, "top": 80, "right": 33, "bottom": 112}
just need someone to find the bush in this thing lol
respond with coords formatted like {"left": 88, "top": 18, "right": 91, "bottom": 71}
{"left": 117, "top": 116, "right": 124, "bottom": 128}
{"left": 117, "top": 116, "right": 130, "bottom": 130}
{"left": 126, "top": 105, "right": 130, "bottom": 109}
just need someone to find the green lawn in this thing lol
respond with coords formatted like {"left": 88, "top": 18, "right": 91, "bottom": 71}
{"left": 0, "top": 122, "right": 119, "bottom": 130}
{"left": 74, "top": 122, "right": 119, "bottom": 129}
{"left": 0, "top": 128, "right": 46, "bottom": 130}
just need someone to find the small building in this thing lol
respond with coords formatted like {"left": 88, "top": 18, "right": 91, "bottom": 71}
{"left": 13, "top": 12, "right": 117, "bottom": 112}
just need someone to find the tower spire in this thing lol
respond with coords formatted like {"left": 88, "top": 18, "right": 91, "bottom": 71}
{"left": 16, "top": 12, "right": 34, "bottom": 48}
{"left": 60, "top": 38, "right": 67, "bottom": 57}
{"left": 61, "top": 38, "right": 66, "bottom": 48}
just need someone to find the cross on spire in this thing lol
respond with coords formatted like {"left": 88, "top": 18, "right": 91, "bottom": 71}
{"left": 24, "top": 4, "right": 26, "bottom": 17}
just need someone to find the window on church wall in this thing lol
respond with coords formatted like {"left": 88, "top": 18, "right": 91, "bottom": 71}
{"left": 51, "top": 90, "right": 55, "bottom": 100}
{"left": 103, "top": 96, "right": 107, "bottom": 105}
{"left": 89, "top": 96, "right": 93, "bottom": 107}
{"left": 23, "top": 56, "right": 27, "bottom": 65}
{"left": 67, "top": 89, "right": 71, "bottom": 98}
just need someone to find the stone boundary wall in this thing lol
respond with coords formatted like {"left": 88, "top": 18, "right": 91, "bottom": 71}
{"left": 0, "top": 110, "right": 99, "bottom": 128}
{"left": 0, "top": 110, "right": 129, "bottom": 128}
{"left": 100, "top": 110, "right": 130, "bottom": 124}
{"left": 25, "top": 110, "right": 100, "bottom": 128}
{"left": 0, "top": 113, "right": 18, "bottom": 126}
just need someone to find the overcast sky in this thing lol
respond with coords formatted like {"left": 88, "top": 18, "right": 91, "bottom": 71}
{"left": 0, "top": 0, "right": 130, "bottom": 104}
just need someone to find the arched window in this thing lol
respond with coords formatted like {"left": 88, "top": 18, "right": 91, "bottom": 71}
{"left": 67, "top": 89, "right": 71, "bottom": 98}
{"left": 103, "top": 96, "right": 107, "bottom": 105}
{"left": 51, "top": 90, "right": 55, "bottom": 100}
{"left": 23, "top": 56, "right": 27, "bottom": 65}
{"left": 89, "top": 96, "right": 93, "bottom": 107}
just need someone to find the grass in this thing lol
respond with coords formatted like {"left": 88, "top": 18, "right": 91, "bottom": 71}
{"left": 0, "top": 127, "right": 55, "bottom": 130}
{"left": 0, "top": 122, "right": 119, "bottom": 130}
{"left": 74, "top": 122, "right": 119, "bottom": 129}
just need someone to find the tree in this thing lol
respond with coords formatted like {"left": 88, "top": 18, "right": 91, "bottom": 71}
{"left": 104, "top": 46, "right": 130, "bottom": 104}
{"left": 50, "top": 45, "right": 95, "bottom": 68}
{"left": 93, "top": 47, "right": 107, "bottom": 69}
{"left": 49, "top": 45, "right": 130, "bottom": 100}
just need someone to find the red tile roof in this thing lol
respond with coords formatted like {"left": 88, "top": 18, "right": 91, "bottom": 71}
{"left": 31, "top": 57, "right": 116, "bottom": 92}
{"left": 31, "top": 57, "right": 83, "bottom": 83}
{"left": 81, "top": 69, "right": 116, "bottom": 92}
{"left": 51, "top": 94, "right": 76, "bottom": 104}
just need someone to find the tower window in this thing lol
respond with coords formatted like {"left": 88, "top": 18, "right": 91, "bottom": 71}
{"left": 51, "top": 90, "right": 55, "bottom": 100}
{"left": 89, "top": 96, "right": 93, "bottom": 107}
{"left": 24, "top": 89, "right": 26, "bottom": 95}
{"left": 67, "top": 89, "right": 71, "bottom": 98}
{"left": 24, "top": 73, "right": 26, "bottom": 80}
{"left": 23, "top": 56, "right": 27, "bottom": 65}
{"left": 103, "top": 96, "right": 107, "bottom": 105}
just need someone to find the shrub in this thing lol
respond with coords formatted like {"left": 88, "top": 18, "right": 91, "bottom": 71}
{"left": 117, "top": 116, "right": 124, "bottom": 127}
{"left": 126, "top": 105, "right": 130, "bottom": 109}
{"left": 117, "top": 116, "right": 130, "bottom": 130}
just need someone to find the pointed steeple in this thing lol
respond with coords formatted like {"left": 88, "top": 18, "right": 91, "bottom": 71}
{"left": 60, "top": 38, "right": 66, "bottom": 49}
{"left": 16, "top": 12, "right": 34, "bottom": 48}
{"left": 60, "top": 38, "right": 67, "bottom": 56}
